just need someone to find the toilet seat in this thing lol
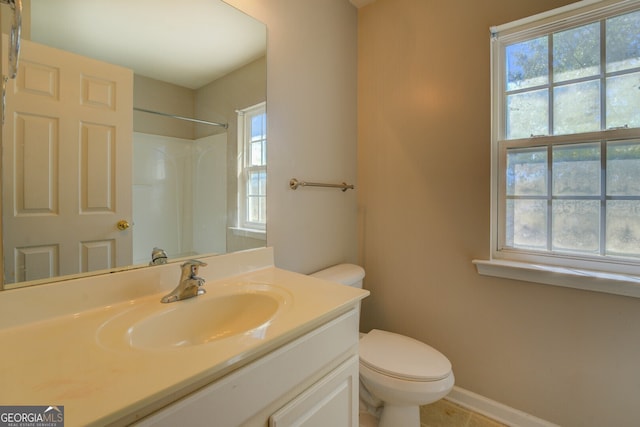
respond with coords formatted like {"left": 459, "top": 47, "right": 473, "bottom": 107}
{"left": 359, "top": 329, "right": 451, "bottom": 382}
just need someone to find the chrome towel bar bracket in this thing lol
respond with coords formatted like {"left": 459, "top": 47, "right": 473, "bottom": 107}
{"left": 289, "top": 178, "right": 354, "bottom": 192}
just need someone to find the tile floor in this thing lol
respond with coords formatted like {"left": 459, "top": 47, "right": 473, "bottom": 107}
{"left": 420, "top": 399, "right": 508, "bottom": 427}
{"left": 359, "top": 398, "right": 508, "bottom": 427}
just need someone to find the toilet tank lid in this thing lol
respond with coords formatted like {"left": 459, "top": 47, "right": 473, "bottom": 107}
{"left": 310, "top": 263, "right": 365, "bottom": 285}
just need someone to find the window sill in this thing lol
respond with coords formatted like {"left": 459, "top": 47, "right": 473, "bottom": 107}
{"left": 229, "top": 227, "right": 266, "bottom": 241}
{"left": 472, "top": 259, "right": 640, "bottom": 299}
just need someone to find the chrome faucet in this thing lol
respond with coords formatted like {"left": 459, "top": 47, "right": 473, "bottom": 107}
{"left": 149, "top": 247, "right": 168, "bottom": 265}
{"left": 160, "top": 259, "right": 208, "bottom": 303}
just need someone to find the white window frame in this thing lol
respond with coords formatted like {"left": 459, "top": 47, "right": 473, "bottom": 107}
{"left": 236, "top": 102, "right": 266, "bottom": 236}
{"left": 475, "top": 0, "right": 640, "bottom": 298}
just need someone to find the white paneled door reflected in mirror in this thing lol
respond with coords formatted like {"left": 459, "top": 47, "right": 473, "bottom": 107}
{"left": 0, "top": 0, "right": 267, "bottom": 289}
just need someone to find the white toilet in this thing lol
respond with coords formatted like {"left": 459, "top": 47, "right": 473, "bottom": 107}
{"left": 311, "top": 264, "right": 454, "bottom": 427}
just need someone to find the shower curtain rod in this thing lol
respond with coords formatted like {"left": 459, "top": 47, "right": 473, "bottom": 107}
{"left": 133, "top": 107, "right": 228, "bottom": 129}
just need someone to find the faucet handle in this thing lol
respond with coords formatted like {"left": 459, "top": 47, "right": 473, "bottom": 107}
{"left": 149, "top": 247, "right": 168, "bottom": 265}
{"left": 181, "top": 259, "right": 208, "bottom": 278}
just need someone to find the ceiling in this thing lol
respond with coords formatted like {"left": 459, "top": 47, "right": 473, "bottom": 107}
{"left": 30, "top": 0, "right": 267, "bottom": 89}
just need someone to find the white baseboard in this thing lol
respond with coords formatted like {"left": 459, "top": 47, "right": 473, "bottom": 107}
{"left": 445, "top": 386, "right": 560, "bottom": 427}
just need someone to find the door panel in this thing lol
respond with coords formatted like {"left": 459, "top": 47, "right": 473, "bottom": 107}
{"left": 2, "top": 35, "right": 133, "bottom": 285}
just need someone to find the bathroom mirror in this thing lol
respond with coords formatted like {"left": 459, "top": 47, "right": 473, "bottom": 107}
{"left": 0, "top": 0, "right": 267, "bottom": 289}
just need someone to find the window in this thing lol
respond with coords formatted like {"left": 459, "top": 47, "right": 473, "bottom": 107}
{"left": 237, "top": 102, "right": 266, "bottom": 231}
{"left": 480, "top": 0, "right": 640, "bottom": 295}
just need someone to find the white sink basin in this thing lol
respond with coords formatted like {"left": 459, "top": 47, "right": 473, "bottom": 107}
{"left": 130, "top": 293, "right": 279, "bottom": 349}
{"left": 97, "top": 284, "right": 291, "bottom": 350}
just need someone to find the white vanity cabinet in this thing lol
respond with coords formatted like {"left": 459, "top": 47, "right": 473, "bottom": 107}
{"left": 0, "top": 249, "right": 369, "bottom": 427}
{"left": 134, "top": 307, "right": 361, "bottom": 427}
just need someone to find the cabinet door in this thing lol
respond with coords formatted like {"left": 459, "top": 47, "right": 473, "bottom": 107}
{"left": 269, "top": 355, "right": 359, "bottom": 427}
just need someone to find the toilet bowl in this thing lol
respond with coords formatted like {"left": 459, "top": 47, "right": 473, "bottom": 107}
{"left": 359, "top": 329, "right": 454, "bottom": 426}
{"left": 310, "top": 264, "right": 454, "bottom": 427}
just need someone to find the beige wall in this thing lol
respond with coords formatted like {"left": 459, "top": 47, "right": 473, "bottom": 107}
{"left": 133, "top": 75, "right": 195, "bottom": 139}
{"left": 226, "top": 0, "right": 359, "bottom": 273}
{"left": 358, "top": 1, "right": 640, "bottom": 426}
{"left": 195, "top": 56, "right": 266, "bottom": 140}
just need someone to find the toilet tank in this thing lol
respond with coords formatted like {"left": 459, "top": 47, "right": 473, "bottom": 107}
{"left": 310, "top": 264, "right": 365, "bottom": 289}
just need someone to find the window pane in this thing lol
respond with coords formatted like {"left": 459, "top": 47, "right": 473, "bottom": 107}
{"left": 248, "top": 170, "right": 266, "bottom": 196}
{"left": 251, "top": 140, "right": 264, "bottom": 166}
{"left": 506, "top": 199, "right": 547, "bottom": 249}
{"left": 553, "top": 80, "right": 601, "bottom": 135}
{"left": 606, "top": 10, "right": 640, "bottom": 73}
{"left": 251, "top": 113, "right": 266, "bottom": 140}
{"left": 553, "top": 22, "right": 600, "bottom": 82}
{"left": 249, "top": 173, "right": 259, "bottom": 194}
{"left": 506, "top": 89, "right": 548, "bottom": 139}
{"left": 247, "top": 169, "right": 266, "bottom": 224}
{"left": 262, "top": 144, "right": 267, "bottom": 165}
{"left": 506, "top": 37, "right": 548, "bottom": 91}
{"left": 607, "top": 141, "right": 640, "bottom": 196}
{"left": 248, "top": 197, "right": 257, "bottom": 221}
{"left": 247, "top": 195, "right": 266, "bottom": 223}
{"left": 507, "top": 148, "right": 547, "bottom": 196}
{"left": 552, "top": 143, "right": 600, "bottom": 196}
{"left": 249, "top": 112, "right": 266, "bottom": 167}
{"left": 606, "top": 200, "right": 640, "bottom": 257}
{"left": 606, "top": 72, "right": 640, "bottom": 129}
{"left": 552, "top": 200, "right": 600, "bottom": 253}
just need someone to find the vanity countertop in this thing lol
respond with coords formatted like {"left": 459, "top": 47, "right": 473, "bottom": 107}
{"left": 0, "top": 248, "right": 368, "bottom": 426}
